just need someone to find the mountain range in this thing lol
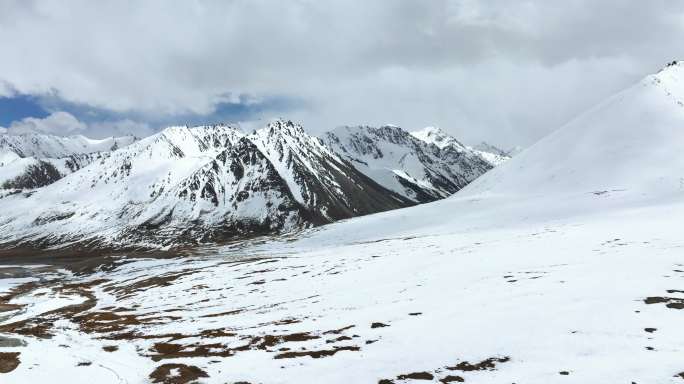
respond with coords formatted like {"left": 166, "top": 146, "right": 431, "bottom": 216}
{"left": 0, "top": 120, "right": 506, "bottom": 249}
{"left": 322, "top": 125, "right": 502, "bottom": 202}
{"left": 4, "top": 62, "right": 684, "bottom": 384}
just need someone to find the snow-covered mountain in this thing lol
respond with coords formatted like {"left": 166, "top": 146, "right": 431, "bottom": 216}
{"left": 410, "top": 126, "right": 467, "bottom": 149}
{"left": 5, "top": 63, "right": 684, "bottom": 384}
{"left": 471, "top": 141, "right": 511, "bottom": 166}
{"left": 322, "top": 125, "right": 493, "bottom": 202}
{"left": 411, "top": 126, "right": 512, "bottom": 166}
{"left": 461, "top": 61, "right": 684, "bottom": 200}
{"left": 0, "top": 133, "right": 136, "bottom": 158}
{"left": 0, "top": 122, "right": 508, "bottom": 250}
{"left": 0, "top": 133, "right": 136, "bottom": 190}
{"left": 0, "top": 120, "right": 413, "bottom": 249}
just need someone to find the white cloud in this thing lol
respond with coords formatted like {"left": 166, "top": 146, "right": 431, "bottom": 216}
{"left": 89, "top": 119, "right": 154, "bottom": 138}
{"left": 7, "top": 111, "right": 86, "bottom": 135}
{"left": 5, "top": 111, "right": 152, "bottom": 139}
{"left": 0, "top": 1, "right": 683, "bottom": 145}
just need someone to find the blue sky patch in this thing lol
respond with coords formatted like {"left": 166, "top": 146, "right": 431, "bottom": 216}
{"left": 0, "top": 94, "right": 50, "bottom": 126}
{"left": 0, "top": 92, "right": 304, "bottom": 136}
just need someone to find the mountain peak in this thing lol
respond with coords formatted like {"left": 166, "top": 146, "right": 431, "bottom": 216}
{"left": 472, "top": 141, "right": 508, "bottom": 157}
{"left": 414, "top": 126, "right": 446, "bottom": 136}
{"left": 462, "top": 63, "right": 684, "bottom": 198}
{"left": 659, "top": 60, "right": 683, "bottom": 72}
{"left": 266, "top": 119, "right": 305, "bottom": 136}
{"left": 410, "top": 126, "right": 465, "bottom": 150}
{"left": 0, "top": 131, "right": 137, "bottom": 158}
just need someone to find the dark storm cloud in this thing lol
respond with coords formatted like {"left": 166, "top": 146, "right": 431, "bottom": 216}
{"left": 0, "top": 0, "right": 682, "bottom": 145}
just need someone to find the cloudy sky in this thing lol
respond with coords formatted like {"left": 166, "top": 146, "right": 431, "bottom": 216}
{"left": 0, "top": 0, "right": 683, "bottom": 147}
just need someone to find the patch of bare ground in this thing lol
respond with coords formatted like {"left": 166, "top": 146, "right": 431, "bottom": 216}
{"left": 322, "top": 325, "right": 355, "bottom": 335}
{"left": 99, "top": 327, "right": 238, "bottom": 343}
{"left": 102, "top": 269, "right": 201, "bottom": 299}
{"left": 379, "top": 356, "right": 510, "bottom": 383}
{"left": 326, "top": 335, "right": 352, "bottom": 343}
{"left": 0, "top": 279, "right": 107, "bottom": 339}
{"left": 200, "top": 309, "right": 245, "bottom": 318}
{"left": 0, "top": 281, "right": 40, "bottom": 306}
{"left": 251, "top": 332, "right": 320, "bottom": 349}
{"left": 149, "top": 363, "right": 209, "bottom": 384}
{"left": 0, "top": 352, "right": 20, "bottom": 373}
{"left": 396, "top": 371, "right": 434, "bottom": 380}
{"left": 644, "top": 295, "right": 684, "bottom": 309}
{"left": 273, "top": 346, "right": 360, "bottom": 359}
{"left": 440, "top": 375, "right": 465, "bottom": 383}
{"left": 73, "top": 310, "right": 181, "bottom": 335}
{"left": 371, "top": 322, "right": 389, "bottom": 328}
{"left": 0, "top": 317, "right": 54, "bottom": 339}
{"left": 149, "top": 341, "right": 237, "bottom": 361}
{"left": 147, "top": 331, "right": 324, "bottom": 361}
{"left": 446, "top": 356, "right": 510, "bottom": 371}
{"left": 0, "top": 303, "right": 22, "bottom": 313}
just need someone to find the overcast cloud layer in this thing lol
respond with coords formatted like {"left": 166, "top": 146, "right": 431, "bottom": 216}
{"left": 1, "top": 0, "right": 683, "bottom": 146}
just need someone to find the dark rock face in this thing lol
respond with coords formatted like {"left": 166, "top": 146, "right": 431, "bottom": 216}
{"left": 252, "top": 120, "right": 415, "bottom": 221}
{"left": 1, "top": 133, "right": 123, "bottom": 192}
{"left": 64, "top": 153, "right": 107, "bottom": 173}
{"left": 2, "top": 161, "right": 62, "bottom": 189}
{"left": 0, "top": 153, "right": 106, "bottom": 191}
{"left": 121, "top": 124, "right": 414, "bottom": 246}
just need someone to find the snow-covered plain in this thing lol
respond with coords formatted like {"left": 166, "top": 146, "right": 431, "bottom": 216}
{"left": 2, "top": 63, "right": 684, "bottom": 383}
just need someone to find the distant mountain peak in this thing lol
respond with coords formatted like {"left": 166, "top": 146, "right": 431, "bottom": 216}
{"left": 323, "top": 124, "right": 492, "bottom": 203}
{"left": 0, "top": 131, "right": 137, "bottom": 158}
{"left": 472, "top": 141, "right": 507, "bottom": 156}
{"left": 265, "top": 119, "right": 305, "bottom": 136}
{"left": 410, "top": 126, "right": 465, "bottom": 150}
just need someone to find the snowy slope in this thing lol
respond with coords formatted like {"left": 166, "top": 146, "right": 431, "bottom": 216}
{"left": 0, "top": 133, "right": 134, "bottom": 190}
{"left": 322, "top": 125, "right": 492, "bottom": 203}
{"left": 471, "top": 141, "right": 511, "bottom": 166}
{"left": 410, "top": 126, "right": 467, "bottom": 149}
{"left": 0, "top": 133, "right": 136, "bottom": 158}
{"left": 411, "top": 126, "right": 511, "bottom": 166}
{"left": 0, "top": 121, "right": 411, "bottom": 249}
{"left": 3, "top": 64, "right": 684, "bottom": 384}
{"left": 461, "top": 64, "right": 684, "bottom": 199}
